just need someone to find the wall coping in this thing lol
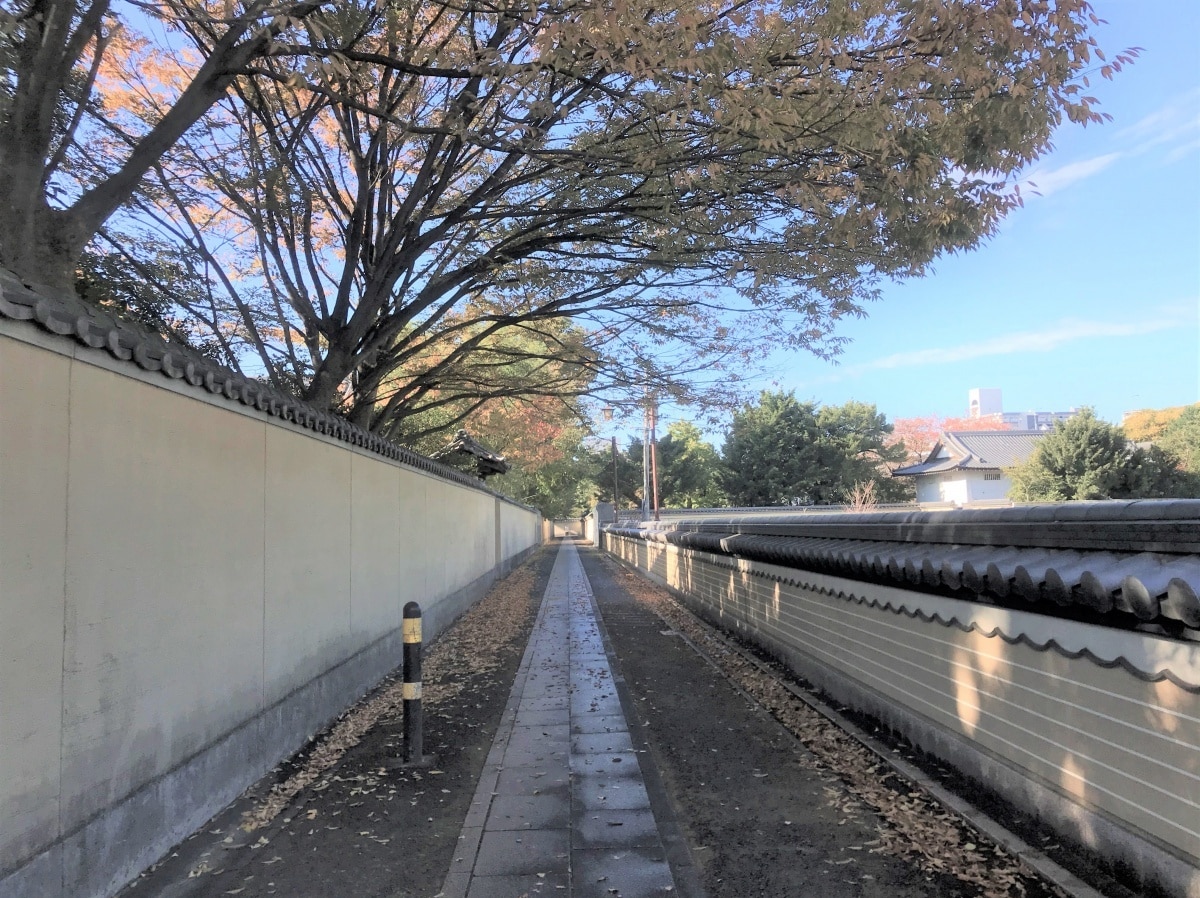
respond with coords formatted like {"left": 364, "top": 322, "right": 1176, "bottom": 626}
{"left": 0, "top": 268, "right": 534, "bottom": 512}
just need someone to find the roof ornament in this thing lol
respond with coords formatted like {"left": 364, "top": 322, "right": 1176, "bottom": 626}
{"left": 431, "top": 429, "right": 509, "bottom": 479}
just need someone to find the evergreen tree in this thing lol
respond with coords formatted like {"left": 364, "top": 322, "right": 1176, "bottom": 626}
{"left": 655, "top": 422, "right": 726, "bottom": 509}
{"left": 720, "top": 392, "right": 908, "bottom": 507}
{"left": 1007, "top": 408, "right": 1199, "bottom": 501}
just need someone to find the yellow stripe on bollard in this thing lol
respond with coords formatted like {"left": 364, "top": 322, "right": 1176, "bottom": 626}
{"left": 402, "top": 681, "right": 422, "bottom": 701}
{"left": 403, "top": 617, "right": 422, "bottom": 643}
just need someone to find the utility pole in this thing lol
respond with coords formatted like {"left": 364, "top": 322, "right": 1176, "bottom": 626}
{"left": 646, "top": 397, "right": 660, "bottom": 522}
{"left": 642, "top": 403, "right": 651, "bottom": 520}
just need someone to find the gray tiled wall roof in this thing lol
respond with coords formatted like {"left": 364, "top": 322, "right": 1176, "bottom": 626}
{"left": 607, "top": 503, "right": 1200, "bottom": 638}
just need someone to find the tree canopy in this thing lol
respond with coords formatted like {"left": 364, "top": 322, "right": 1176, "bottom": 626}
{"left": 720, "top": 391, "right": 909, "bottom": 506}
{"left": 1157, "top": 406, "right": 1200, "bottom": 474}
{"left": 1122, "top": 404, "right": 1196, "bottom": 443}
{"left": 1007, "top": 408, "right": 1199, "bottom": 501}
{"left": 654, "top": 421, "right": 725, "bottom": 509}
{"left": 2, "top": 0, "right": 1133, "bottom": 441}
{"left": 489, "top": 426, "right": 601, "bottom": 518}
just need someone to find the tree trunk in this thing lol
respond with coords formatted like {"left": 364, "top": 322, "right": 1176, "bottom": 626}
{"left": 305, "top": 347, "right": 353, "bottom": 414}
{"left": 0, "top": 203, "right": 89, "bottom": 291}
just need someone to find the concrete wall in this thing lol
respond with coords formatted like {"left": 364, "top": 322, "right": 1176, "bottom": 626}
{"left": 604, "top": 532, "right": 1200, "bottom": 898}
{"left": 0, "top": 327, "right": 540, "bottom": 898}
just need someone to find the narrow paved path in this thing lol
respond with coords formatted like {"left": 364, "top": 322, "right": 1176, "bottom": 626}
{"left": 439, "top": 540, "right": 679, "bottom": 898}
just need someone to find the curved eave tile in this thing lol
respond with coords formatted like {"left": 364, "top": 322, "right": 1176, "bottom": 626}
{"left": 606, "top": 523, "right": 1200, "bottom": 635}
{"left": 606, "top": 526, "right": 1200, "bottom": 691}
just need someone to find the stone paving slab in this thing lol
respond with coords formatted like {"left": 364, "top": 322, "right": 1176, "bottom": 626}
{"left": 439, "top": 540, "right": 678, "bottom": 898}
{"left": 486, "top": 795, "right": 571, "bottom": 831}
{"left": 472, "top": 830, "right": 570, "bottom": 875}
{"left": 572, "top": 808, "right": 663, "bottom": 849}
{"left": 573, "top": 773, "right": 652, "bottom": 811}
{"left": 571, "top": 848, "right": 675, "bottom": 898}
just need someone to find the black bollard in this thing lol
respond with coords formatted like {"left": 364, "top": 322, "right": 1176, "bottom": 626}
{"left": 402, "top": 601, "right": 424, "bottom": 764}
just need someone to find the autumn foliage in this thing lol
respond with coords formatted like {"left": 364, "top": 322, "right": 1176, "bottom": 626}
{"left": 1122, "top": 405, "right": 1197, "bottom": 443}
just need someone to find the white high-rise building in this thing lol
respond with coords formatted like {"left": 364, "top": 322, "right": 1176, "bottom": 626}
{"left": 968, "top": 388, "right": 1004, "bottom": 419}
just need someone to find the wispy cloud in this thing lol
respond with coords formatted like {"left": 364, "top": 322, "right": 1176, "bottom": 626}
{"left": 1023, "top": 152, "right": 1121, "bottom": 198}
{"left": 1020, "top": 90, "right": 1200, "bottom": 201}
{"left": 841, "top": 306, "right": 1194, "bottom": 377}
{"left": 1167, "top": 137, "right": 1200, "bottom": 164}
{"left": 1117, "top": 87, "right": 1200, "bottom": 155}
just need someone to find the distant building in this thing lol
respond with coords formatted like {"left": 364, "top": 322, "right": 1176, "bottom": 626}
{"left": 968, "top": 388, "right": 1004, "bottom": 419}
{"left": 892, "top": 430, "right": 1045, "bottom": 506}
{"left": 967, "top": 388, "right": 1077, "bottom": 431}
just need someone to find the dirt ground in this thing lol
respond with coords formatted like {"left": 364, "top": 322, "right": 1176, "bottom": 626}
{"left": 120, "top": 541, "right": 1080, "bottom": 898}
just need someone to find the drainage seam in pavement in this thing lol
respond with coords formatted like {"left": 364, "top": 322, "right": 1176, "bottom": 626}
{"left": 435, "top": 558, "right": 561, "bottom": 898}
{"left": 574, "top": 547, "right": 708, "bottom": 898}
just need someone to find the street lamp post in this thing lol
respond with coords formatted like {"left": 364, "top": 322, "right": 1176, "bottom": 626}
{"left": 601, "top": 406, "right": 619, "bottom": 521}
{"left": 611, "top": 435, "right": 619, "bottom": 517}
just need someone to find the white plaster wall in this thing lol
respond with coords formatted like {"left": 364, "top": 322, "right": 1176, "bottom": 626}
{"left": 914, "top": 477, "right": 941, "bottom": 504}
{"left": 940, "top": 475, "right": 969, "bottom": 505}
{"left": 917, "top": 472, "right": 1011, "bottom": 505}
{"left": 964, "top": 473, "right": 1012, "bottom": 503}
{"left": 462, "top": 489, "right": 497, "bottom": 582}
{"left": 262, "top": 427, "right": 353, "bottom": 706}
{"left": 0, "top": 325, "right": 540, "bottom": 898}
{"left": 60, "top": 364, "right": 268, "bottom": 824}
{"left": 551, "top": 520, "right": 580, "bottom": 538}
{"left": 0, "top": 339, "right": 70, "bottom": 868}
{"left": 351, "top": 453, "right": 403, "bottom": 642}
{"left": 500, "top": 498, "right": 536, "bottom": 564}
{"left": 396, "top": 472, "right": 429, "bottom": 613}
{"left": 424, "top": 478, "right": 457, "bottom": 598}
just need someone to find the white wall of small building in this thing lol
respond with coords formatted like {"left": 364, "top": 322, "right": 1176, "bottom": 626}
{"left": 965, "top": 470, "right": 1012, "bottom": 502}
{"left": 912, "top": 471, "right": 1011, "bottom": 505}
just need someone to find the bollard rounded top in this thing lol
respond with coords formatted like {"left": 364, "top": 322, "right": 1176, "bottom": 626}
{"left": 403, "top": 601, "right": 422, "bottom": 618}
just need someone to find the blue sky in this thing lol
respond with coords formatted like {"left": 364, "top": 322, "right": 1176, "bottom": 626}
{"left": 750, "top": 1, "right": 1200, "bottom": 427}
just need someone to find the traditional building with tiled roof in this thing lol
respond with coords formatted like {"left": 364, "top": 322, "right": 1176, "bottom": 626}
{"left": 892, "top": 430, "right": 1045, "bottom": 506}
